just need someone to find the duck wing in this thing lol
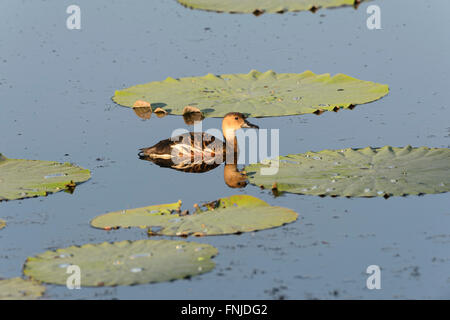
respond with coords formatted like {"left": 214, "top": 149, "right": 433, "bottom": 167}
{"left": 139, "top": 132, "right": 223, "bottom": 158}
{"left": 138, "top": 132, "right": 224, "bottom": 173}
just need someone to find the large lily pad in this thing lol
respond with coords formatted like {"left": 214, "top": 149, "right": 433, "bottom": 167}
{"left": 0, "top": 219, "right": 5, "bottom": 230}
{"left": 0, "top": 153, "right": 91, "bottom": 201}
{"left": 0, "top": 278, "right": 46, "bottom": 300}
{"left": 23, "top": 240, "right": 217, "bottom": 287}
{"left": 113, "top": 70, "right": 388, "bottom": 118}
{"left": 178, "top": 0, "right": 362, "bottom": 15}
{"left": 245, "top": 146, "right": 450, "bottom": 198}
{"left": 91, "top": 195, "right": 298, "bottom": 236}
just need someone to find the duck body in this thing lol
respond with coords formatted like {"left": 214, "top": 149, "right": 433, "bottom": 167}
{"left": 139, "top": 132, "right": 224, "bottom": 173}
{"left": 138, "top": 112, "right": 258, "bottom": 173}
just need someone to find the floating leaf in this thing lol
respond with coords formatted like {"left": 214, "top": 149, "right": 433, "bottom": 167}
{"left": 178, "top": 0, "right": 362, "bottom": 14}
{"left": 91, "top": 195, "right": 298, "bottom": 236}
{"left": 154, "top": 107, "right": 168, "bottom": 118}
{"left": 133, "top": 100, "right": 151, "bottom": 108}
{"left": 0, "top": 153, "right": 91, "bottom": 201}
{"left": 183, "top": 105, "right": 202, "bottom": 115}
{"left": 245, "top": 146, "right": 450, "bottom": 197}
{"left": 0, "top": 219, "right": 5, "bottom": 230}
{"left": 0, "top": 278, "right": 45, "bottom": 300}
{"left": 113, "top": 70, "right": 388, "bottom": 118}
{"left": 24, "top": 239, "right": 217, "bottom": 287}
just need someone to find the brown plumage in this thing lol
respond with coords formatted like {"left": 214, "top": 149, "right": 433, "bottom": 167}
{"left": 138, "top": 112, "right": 258, "bottom": 173}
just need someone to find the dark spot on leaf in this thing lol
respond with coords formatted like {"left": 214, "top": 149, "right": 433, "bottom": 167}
{"left": 313, "top": 109, "right": 325, "bottom": 115}
{"left": 65, "top": 181, "right": 76, "bottom": 194}
{"left": 253, "top": 9, "right": 264, "bottom": 16}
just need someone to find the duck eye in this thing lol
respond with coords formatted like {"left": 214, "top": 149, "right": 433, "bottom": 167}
{"left": 235, "top": 117, "right": 239, "bottom": 120}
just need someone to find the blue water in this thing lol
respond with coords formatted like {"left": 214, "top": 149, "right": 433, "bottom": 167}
{"left": 1, "top": 0, "right": 449, "bottom": 299}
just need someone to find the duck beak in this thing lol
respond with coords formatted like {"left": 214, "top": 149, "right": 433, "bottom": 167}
{"left": 242, "top": 119, "right": 259, "bottom": 129}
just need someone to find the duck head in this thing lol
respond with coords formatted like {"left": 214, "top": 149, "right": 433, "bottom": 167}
{"left": 222, "top": 112, "right": 259, "bottom": 141}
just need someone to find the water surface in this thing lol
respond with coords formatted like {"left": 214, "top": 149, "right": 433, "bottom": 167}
{"left": 1, "top": 0, "right": 449, "bottom": 299}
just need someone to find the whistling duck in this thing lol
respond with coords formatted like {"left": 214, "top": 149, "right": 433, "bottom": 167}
{"left": 138, "top": 112, "right": 258, "bottom": 173}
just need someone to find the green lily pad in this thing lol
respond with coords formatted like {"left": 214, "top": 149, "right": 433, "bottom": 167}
{"left": 178, "top": 0, "right": 362, "bottom": 15}
{"left": 0, "top": 153, "right": 91, "bottom": 201}
{"left": 0, "top": 278, "right": 46, "bottom": 300}
{"left": 245, "top": 146, "right": 450, "bottom": 198}
{"left": 113, "top": 70, "right": 388, "bottom": 118}
{"left": 0, "top": 219, "right": 5, "bottom": 230}
{"left": 24, "top": 240, "right": 217, "bottom": 287}
{"left": 91, "top": 195, "right": 298, "bottom": 236}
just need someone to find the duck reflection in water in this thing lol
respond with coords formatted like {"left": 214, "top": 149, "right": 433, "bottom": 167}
{"left": 138, "top": 112, "right": 259, "bottom": 188}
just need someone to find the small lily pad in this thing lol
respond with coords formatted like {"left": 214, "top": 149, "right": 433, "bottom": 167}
{"left": 91, "top": 195, "right": 298, "bottom": 236}
{"left": 0, "top": 153, "right": 91, "bottom": 201}
{"left": 113, "top": 70, "right": 388, "bottom": 118}
{"left": 23, "top": 239, "right": 217, "bottom": 287}
{"left": 154, "top": 107, "right": 168, "bottom": 117}
{"left": 0, "top": 278, "right": 46, "bottom": 300}
{"left": 177, "top": 0, "right": 362, "bottom": 14}
{"left": 133, "top": 100, "right": 151, "bottom": 108}
{"left": 245, "top": 146, "right": 450, "bottom": 198}
{"left": 0, "top": 219, "right": 5, "bottom": 230}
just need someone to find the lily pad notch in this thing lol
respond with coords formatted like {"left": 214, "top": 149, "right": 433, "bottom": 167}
{"left": 91, "top": 195, "right": 298, "bottom": 237}
{"left": 113, "top": 70, "right": 388, "bottom": 118}
{"left": 0, "top": 153, "right": 91, "bottom": 201}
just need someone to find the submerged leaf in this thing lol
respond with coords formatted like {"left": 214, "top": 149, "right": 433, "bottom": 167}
{"left": 177, "top": 0, "right": 362, "bottom": 14}
{"left": 0, "top": 153, "right": 91, "bottom": 201}
{"left": 113, "top": 70, "right": 388, "bottom": 118}
{"left": 23, "top": 239, "right": 217, "bottom": 287}
{"left": 245, "top": 146, "right": 450, "bottom": 197}
{"left": 0, "top": 219, "right": 5, "bottom": 230}
{"left": 91, "top": 195, "right": 298, "bottom": 236}
{"left": 0, "top": 278, "right": 45, "bottom": 300}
